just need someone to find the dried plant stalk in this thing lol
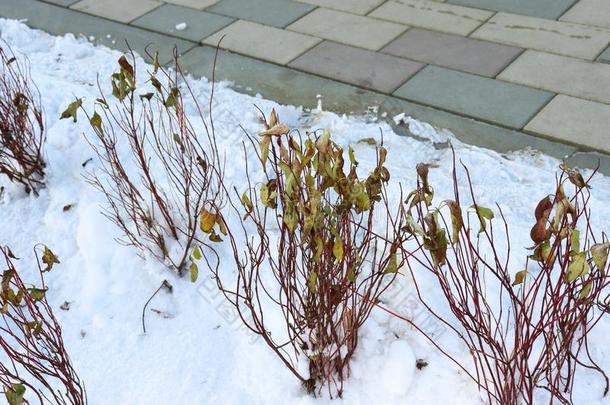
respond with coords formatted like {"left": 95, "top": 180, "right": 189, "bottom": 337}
{"left": 0, "top": 42, "right": 45, "bottom": 195}
{"left": 212, "top": 109, "right": 406, "bottom": 397}
{"left": 0, "top": 245, "right": 86, "bottom": 405}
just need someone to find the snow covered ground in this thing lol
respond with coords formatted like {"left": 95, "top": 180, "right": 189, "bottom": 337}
{"left": 1, "top": 19, "right": 610, "bottom": 404}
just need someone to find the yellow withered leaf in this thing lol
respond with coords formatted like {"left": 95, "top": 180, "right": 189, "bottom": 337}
{"left": 570, "top": 228, "right": 580, "bottom": 254}
{"left": 580, "top": 280, "right": 593, "bottom": 300}
{"left": 512, "top": 270, "right": 527, "bottom": 286}
{"left": 333, "top": 235, "right": 344, "bottom": 262}
{"left": 259, "top": 135, "right": 271, "bottom": 170}
{"left": 259, "top": 123, "right": 289, "bottom": 137}
{"left": 200, "top": 208, "right": 216, "bottom": 233}
{"left": 384, "top": 253, "right": 398, "bottom": 274}
{"left": 269, "top": 109, "right": 278, "bottom": 127}
{"left": 470, "top": 204, "right": 494, "bottom": 234}
{"left": 192, "top": 245, "right": 202, "bottom": 260}
{"left": 445, "top": 200, "right": 463, "bottom": 243}
{"left": 308, "top": 271, "right": 318, "bottom": 293}
{"left": 566, "top": 253, "right": 590, "bottom": 282}
{"left": 316, "top": 130, "right": 330, "bottom": 155}
{"left": 591, "top": 242, "right": 609, "bottom": 275}
{"left": 190, "top": 262, "right": 199, "bottom": 283}
{"left": 314, "top": 237, "right": 323, "bottom": 262}
{"left": 41, "top": 246, "right": 60, "bottom": 272}
{"left": 216, "top": 215, "right": 228, "bottom": 236}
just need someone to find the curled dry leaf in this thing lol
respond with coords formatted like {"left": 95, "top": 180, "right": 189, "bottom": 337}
{"left": 530, "top": 219, "right": 548, "bottom": 244}
{"left": 534, "top": 196, "right": 553, "bottom": 222}
{"left": 512, "top": 270, "right": 527, "bottom": 286}
{"left": 41, "top": 246, "right": 60, "bottom": 272}
{"left": 445, "top": 200, "right": 463, "bottom": 243}
{"left": 591, "top": 242, "right": 609, "bottom": 274}
{"left": 259, "top": 123, "right": 290, "bottom": 137}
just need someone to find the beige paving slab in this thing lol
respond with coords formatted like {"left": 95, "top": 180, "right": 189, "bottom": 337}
{"left": 471, "top": 12, "right": 610, "bottom": 60}
{"left": 525, "top": 95, "right": 610, "bottom": 153}
{"left": 560, "top": 0, "right": 610, "bottom": 30}
{"left": 499, "top": 50, "right": 610, "bottom": 105}
{"left": 71, "top": 0, "right": 162, "bottom": 23}
{"left": 288, "top": 8, "right": 406, "bottom": 51}
{"left": 295, "top": 0, "right": 387, "bottom": 15}
{"left": 203, "top": 20, "right": 321, "bottom": 65}
{"left": 370, "top": 0, "right": 493, "bottom": 36}
{"left": 164, "top": 0, "right": 219, "bottom": 9}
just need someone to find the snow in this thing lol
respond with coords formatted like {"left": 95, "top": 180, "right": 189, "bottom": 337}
{"left": 1, "top": 18, "right": 610, "bottom": 404}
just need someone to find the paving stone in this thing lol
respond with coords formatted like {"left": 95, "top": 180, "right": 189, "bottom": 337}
{"left": 289, "top": 41, "right": 424, "bottom": 93}
{"left": 131, "top": 4, "right": 233, "bottom": 42}
{"left": 206, "top": 0, "right": 314, "bottom": 28}
{"left": 180, "top": 45, "right": 389, "bottom": 114}
{"left": 381, "top": 96, "right": 577, "bottom": 160}
{"left": 295, "top": 0, "right": 386, "bottom": 15}
{"left": 71, "top": 0, "right": 162, "bottom": 23}
{"left": 561, "top": 0, "right": 610, "bottom": 30}
{"left": 382, "top": 28, "right": 522, "bottom": 77}
{"left": 471, "top": 12, "right": 610, "bottom": 60}
{"left": 598, "top": 46, "right": 610, "bottom": 64}
{"left": 41, "top": 0, "right": 79, "bottom": 6}
{"left": 526, "top": 95, "right": 610, "bottom": 154}
{"left": 0, "top": 0, "right": 194, "bottom": 64}
{"left": 203, "top": 20, "right": 320, "bottom": 65}
{"left": 446, "top": 0, "right": 577, "bottom": 19}
{"left": 288, "top": 8, "right": 406, "bottom": 51}
{"left": 499, "top": 50, "right": 610, "bottom": 105}
{"left": 370, "top": 0, "right": 493, "bottom": 36}
{"left": 163, "top": 0, "right": 219, "bottom": 8}
{"left": 394, "top": 65, "right": 554, "bottom": 128}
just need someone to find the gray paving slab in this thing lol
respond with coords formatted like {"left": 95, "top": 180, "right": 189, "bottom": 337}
{"left": 296, "top": 0, "right": 386, "bottom": 15}
{"left": 0, "top": 0, "right": 194, "bottom": 64}
{"left": 598, "top": 46, "right": 610, "bottom": 64}
{"left": 287, "top": 8, "right": 406, "bottom": 51}
{"left": 40, "top": 0, "right": 79, "bottom": 6}
{"left": 561, "top": 0, "right": 610, "bottom": 30}
{"left": 371, "top": 0, "right": 493, "bottom": 36}
{"left": 471, "top": 12, "right": 610, "bottom": 60}
{"left": 382, "top": 28, "right": 523, "bottom": 77}
{"left": 446, "top": 0, "right": 578, "bottom": 20}
{"left": 164, "top": 0, "right": 219, "bottom": 8}
{"left": 131, "top": 4, "right": 234, "bottom": 42}
{"left": 499, "top": 50, "right": 610, "bottom": 105}
{"left": 525, "top": 95, "right": 610, "bottom": 154}
{"left": 206, "top": 0, "right": 314, "bottom": 28}
{"left": 203, "top": 20, "right": 320, "bottom": 64}
{"left": 289, "top": 41, "right": 424, "bottom": 93}
{"left": 394, "top": 65, "right": 554, "bottom": 129}
{"left": 71, "top": 0, "right": 162, "bottom": 24}
{"left": 180, "top": 45, "right": 389, "bottom": 114}
{"left": 380, "top": 96, "right": 578, "bottom": 160}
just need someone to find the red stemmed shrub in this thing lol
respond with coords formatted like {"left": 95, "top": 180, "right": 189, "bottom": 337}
{"left": 212, "top": 109, "right": 406, "bottom": 397}
{"left": 63, "top": 50, "right": 223, "bottom": 277}
{"left": 0, "top": 245, "right": 86, "bottom": 404}
{"left": 0, "top": 42, "right": 45, "bottom": 195}
{"left": 401, "top": 155, "right": 610, "bottom": 404}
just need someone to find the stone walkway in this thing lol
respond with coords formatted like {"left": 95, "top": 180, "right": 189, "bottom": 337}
{"left": 1, "top": 0, "right": 609, "bottom": 173}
